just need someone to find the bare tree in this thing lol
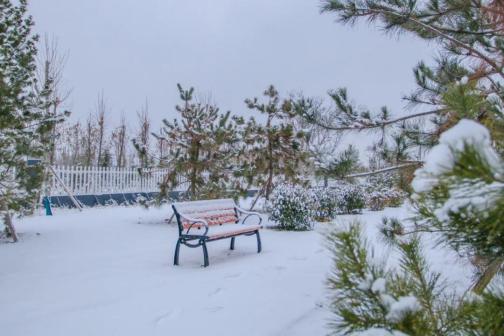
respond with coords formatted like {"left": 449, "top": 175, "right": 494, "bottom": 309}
{"left": 36, "top": 34, "right": 71, "bottom": 165}
{"left": 83, "top": 115, "right": 96, "bottom": 166}
{"left": 135, "top": 99, "right": 151, "bottom": 168}
{"left": 111, "top": 115, "right": 128, "bottom": 167}
{"left": 95, "top": 92, "right": 108, "bottom": 166}
{"left": 58, "top": 121, "right": 83, "bottom": 165}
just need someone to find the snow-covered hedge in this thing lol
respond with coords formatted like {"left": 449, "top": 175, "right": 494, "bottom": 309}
{"left": 269, "top": 184, "right": 315, "bottom": 231}
{"left": 363, "top": 173, "right": 407, "bottom": 211}
{"left": 312, "top": 187, "right": 339, "bottom": 221}
{"left": 365, "top": 188, "right": 406, "bottom": 211}
{"left": 332, "top": 182, "right": 365, "bottom": 214}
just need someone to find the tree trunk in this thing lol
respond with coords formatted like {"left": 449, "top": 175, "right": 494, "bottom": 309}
{"left": 1, "top": 200, "right": 18, "bottom": 242}
{"left": 249, "top": 183, "right": 266, "bottom": 211}
{"left": 189, "top": 141, "right": 200, "bottom": 199}
{"left": 265, "top": 116, "right": 274, "bottom": 200}
{"left": 472, "top": 257, "right": 504, "bottom": 294}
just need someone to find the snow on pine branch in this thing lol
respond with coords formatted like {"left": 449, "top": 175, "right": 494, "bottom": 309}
{"left": 411, "top": 119, "right": 504, "bottom": 242}
{"left": 295, "top": 92, "right": 444, "bottom": 132}
{"left": 412, "top": 119, "right": 503, "bottom": 193}
{"left": 344, "top": 163, "right": 422, "bottom": 179}
{"left": 314, "top": 109, "right": 444, "bottom": 132}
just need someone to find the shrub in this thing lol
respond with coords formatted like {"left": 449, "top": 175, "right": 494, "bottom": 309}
{"left": 312, "top": 187, "right": 339, "bottom": 221}
{"left": 332, "top": 182, "right": 365, "bottom": 214}
{"left": 364, "top": 173, "right": 407, "bottom": 211}
{"left": 269, "top": 184, "right": 315, "bottom": 231}
{"left": 366, "top": 188, "right": 406, "bottom": 211}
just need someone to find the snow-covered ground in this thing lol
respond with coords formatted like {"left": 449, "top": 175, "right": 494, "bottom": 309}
{"left": 0, "top": 203, "right": 472, "bottom": 336}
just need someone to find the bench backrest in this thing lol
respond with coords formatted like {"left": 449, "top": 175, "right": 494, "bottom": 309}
{"left": 173, "top": 199, "right": 238, "bottom": 231}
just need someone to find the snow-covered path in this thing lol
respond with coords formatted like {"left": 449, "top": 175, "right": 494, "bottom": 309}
{"left": 0, "top": 205, "right": 332, "bottom": 336}
{"left": 0, "top": 204, "right": 472, "bottom": 336}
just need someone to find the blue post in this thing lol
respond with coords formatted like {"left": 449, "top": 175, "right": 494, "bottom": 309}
{"left": 43, "top": 197, "right": 53, "bottom": 216}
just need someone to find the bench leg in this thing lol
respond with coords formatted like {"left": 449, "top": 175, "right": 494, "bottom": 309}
{"left": 174, "top": 238, "right": 181, "bottom": 266}
{"left": 202, "top": 241, "right": 209, "bottom": 267}
{"left": 256, "top": 230, "right": 262, "bottom": 253}
{"left": 230, "top": 237, "right": 235, "bottom": 250}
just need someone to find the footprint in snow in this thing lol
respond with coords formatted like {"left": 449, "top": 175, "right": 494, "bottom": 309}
{"left": 205, "top": 306, "right": 224, "bottom": 313}
{"left": 208, "top": 288, "right": 222, "bottom": 297}
{"left": 154, "top": 308, "right": 182, "bottom": 325}
{"left": 224, "top": 272, "right": 241, "bottom": 279}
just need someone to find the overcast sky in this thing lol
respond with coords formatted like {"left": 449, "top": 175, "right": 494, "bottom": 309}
{"left": 29, "top": 0, "right": 434, "bottom": 127}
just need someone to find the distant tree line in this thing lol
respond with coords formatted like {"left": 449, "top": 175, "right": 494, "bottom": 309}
{"left": 53, "top": 95, "right": 163, "bottom": 169}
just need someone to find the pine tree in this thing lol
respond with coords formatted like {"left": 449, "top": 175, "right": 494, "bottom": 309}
{"left": 311, "top": 1, "right": 504, "bottom": 334}
{"left": 0, "top": 0, "right": 66, "bottom": 241}
{"left": 240, "top": 85, "right": 309, "bottom": 209}
{"left": 294, "top": 1, "right": 504, "bottom": 183}
{"left": 151, "top": 84, "right": 240, "bottom": 201}
{"left": 316, "top": 144, "right": 361, "bottom": 183}
{"left": 327, "top": 220, "right": 504, "bottom": 336}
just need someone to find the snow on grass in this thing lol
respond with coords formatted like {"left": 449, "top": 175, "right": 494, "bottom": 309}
{"left": 0, "top": 202, "right": 473, "bottom": 335}
{"left": 0, "top": 204, "right": 331, "bottom": 336}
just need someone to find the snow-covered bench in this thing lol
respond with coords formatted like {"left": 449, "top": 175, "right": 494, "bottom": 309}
{"left": 172, "top": 199, "right": 263, "bottom": 267}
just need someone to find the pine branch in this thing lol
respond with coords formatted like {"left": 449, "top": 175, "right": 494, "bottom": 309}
{"left": 343, "top": 162, "right": 422, "bottom": 179}
{"left": 359, "top": 7, "right": 504, "bottom": 78}
{"left": 312, "top": 108, "right": 444, "bottom": 131}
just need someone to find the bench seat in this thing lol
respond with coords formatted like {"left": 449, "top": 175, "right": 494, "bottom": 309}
{"left": 207, "top": 224, "right": 262, "bottom": 240}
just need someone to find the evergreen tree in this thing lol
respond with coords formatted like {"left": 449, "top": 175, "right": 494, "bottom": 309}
{"left": 316, "top": 144, "right": 361, "bottom": 183}
{"left": 319, "top": 1, "right": 504, "bottom": 334}
{"left": 328, "top": 220, "right": 504, "bottom": 336}
{"left": 151, "top": 84, "right": 240, "bottom": 201}
{"left": 240, "top": 85, "right": 309, "bottom": 209}
{"left": 328, "top": 121, "right": 504, "bottom": 335}
{"left": 411, "top": 119, "right": 504, "bottom": 293}
{"left": 0, "top": 0, "right": 66, "bottom": 241}
{"left": 294, "top": 0, "right": 504, "bottom": 180}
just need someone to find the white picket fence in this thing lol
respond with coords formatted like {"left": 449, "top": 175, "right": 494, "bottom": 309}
{"left": 48, "top": 166, "right": 174, "bottom": 196}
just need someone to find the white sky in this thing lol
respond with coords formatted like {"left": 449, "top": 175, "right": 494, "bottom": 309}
{"left": 29, "top": 0, "right": 435, "bottom": 129}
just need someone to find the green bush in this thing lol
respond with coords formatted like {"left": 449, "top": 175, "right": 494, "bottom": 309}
{"left": 332, "top": 182, "right": 365, "bottom": 214}
{"left": 269, "top": 184, "right": 315, "bottom": 231}
{"left": 313, "top": 187, "right": 339, "bottom": 221}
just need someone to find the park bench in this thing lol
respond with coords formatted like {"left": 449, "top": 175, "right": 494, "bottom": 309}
{"left": 172, "top": 199, "right": 263, "bottom": 267}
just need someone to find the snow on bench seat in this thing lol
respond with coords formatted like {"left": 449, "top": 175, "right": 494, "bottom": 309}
{"left": 207, "top": 224, "right": 262, "bottom": 240}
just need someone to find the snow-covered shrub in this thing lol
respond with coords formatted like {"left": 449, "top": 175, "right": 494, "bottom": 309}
{"left": 312, "top": 187, "right": 339, "bottom": 221}
{"left": 364, "top": 173, "right": 407, "bottom": 211}
{"left": 269, "top": 184, "right": 315, "bottom": 231}
{"left": 332, "top": 182, "right": 365, "bottom": 214}
{"left": 366, "top": 188, "right": 406, "bottom": 211}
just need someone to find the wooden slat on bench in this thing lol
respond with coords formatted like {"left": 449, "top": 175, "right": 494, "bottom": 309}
{"left": 175, "top": 199, "right": 238, "bottom": 228}
{"left": 208, "top": 225, "right": 261, "bottom": 240}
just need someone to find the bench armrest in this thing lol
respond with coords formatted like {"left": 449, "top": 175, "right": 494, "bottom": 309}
{"left": 235, "top": 207, "right": 263, "bottom": 226}
{"left": 179, "top": 213, "right": 209, "bottom": 236}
